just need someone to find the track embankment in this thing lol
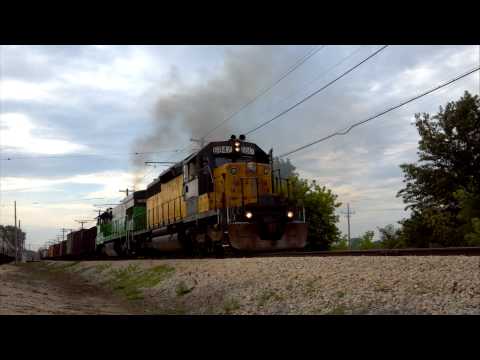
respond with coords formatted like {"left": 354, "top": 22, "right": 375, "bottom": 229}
{"left": 4, "top": 255, "right": 478, "bottom": 315}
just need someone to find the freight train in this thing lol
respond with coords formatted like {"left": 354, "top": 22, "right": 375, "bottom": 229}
{"left": 40, "top": 136, "right": 307, "bottom": 259}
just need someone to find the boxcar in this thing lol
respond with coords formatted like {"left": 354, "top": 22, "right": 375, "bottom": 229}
{"left": 53, "top": 243, "right": 60, "bottom": 258}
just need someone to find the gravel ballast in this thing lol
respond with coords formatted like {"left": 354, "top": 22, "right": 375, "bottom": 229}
{"left": 50, "top": 256, "right": 480, "bottom": 315}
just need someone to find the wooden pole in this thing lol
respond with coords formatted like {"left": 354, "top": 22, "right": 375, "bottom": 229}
{"left": 14, "top": 201, "right": 17, "bottom": 263}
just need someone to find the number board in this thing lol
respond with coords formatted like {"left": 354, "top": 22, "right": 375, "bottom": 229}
{"left": 241, "top": 146, "right": 255, "bottom": 155}
{"left": 212, "top": 145, "right": 255, "bottom": 155}
{"left": 213, "top": 145, "right": 232, "bottom": 154}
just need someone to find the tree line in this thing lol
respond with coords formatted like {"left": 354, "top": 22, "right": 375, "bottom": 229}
{"left": 0, "top": 225, "right": 26, "bottom": 254}
{"left": 277, "top": 91, "right": 480, "bottom": 249}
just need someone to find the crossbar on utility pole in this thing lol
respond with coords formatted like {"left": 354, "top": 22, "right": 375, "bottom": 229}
{"left": 75, "top": 220, "right": 90, "bottom": 230}
{"left": 119, "top": 188, "right": 129, "bottom": 197}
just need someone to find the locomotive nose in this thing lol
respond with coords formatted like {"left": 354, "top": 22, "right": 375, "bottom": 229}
{"left": 228, "top": 222, "right": 307, "bottom": 252}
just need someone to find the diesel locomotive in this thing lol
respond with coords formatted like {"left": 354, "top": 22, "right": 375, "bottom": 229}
{"left": 41, "top": 136, "right": 307, "bottom": 259}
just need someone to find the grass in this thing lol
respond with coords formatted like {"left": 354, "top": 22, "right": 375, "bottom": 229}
{"left": 257, "top": 289, "right": 284, "bottom": 307}
{"left": 107, "top": 264, "right": 175, "bottom": 301}
{"left": 175, "top": 281, "right": 194, "bottom": 296}
{"left": 327, "top": 305, "right": 347, "bottom": 315}
{"left": 48, "top": 261, "right": 80, "bottom": 272}
{"left": 304, "top": 278, "right": 321, "bottom": 296}
{"left": 95, "top": 263, "right": 112, "bottom": 273}
{"left": 223, "top": 298, "right": 241, "bottom": 314}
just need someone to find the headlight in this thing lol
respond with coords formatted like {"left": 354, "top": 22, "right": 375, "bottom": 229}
{"left": 234, "top": 146, "right": 240, "bottom": 152}
{"left": 287, "top": 211, "right": 294, "bottom": 218}
{"left": 234, "top": 141, "right": 241, "bottom": 147}
{"left": 245, "top": 211, "right": 253, "bottom": 219}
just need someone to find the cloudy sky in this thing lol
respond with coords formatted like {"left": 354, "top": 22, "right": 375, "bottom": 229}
{"left": 1, "top": 45, "right": 479, "bottom": 250}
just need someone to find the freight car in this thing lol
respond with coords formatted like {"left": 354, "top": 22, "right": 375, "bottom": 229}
{"left": 66, "top": 227, "right": 97, "bottom": 258}
{"left": 43, "top": 226, "right": 98, "bottom": 259}
{"left": 41, "top": 136, "right": 307, "bottom": 259}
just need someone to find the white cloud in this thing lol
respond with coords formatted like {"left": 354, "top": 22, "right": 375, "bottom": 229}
{"left": 0, "top": 79, "right": 58, "bottom": 102}
{"left": 0, "top": 170, "right": 135, "bottom": 194}
{"left": 70, "top": 171, "right": 137, "bottom": 199}
{"left": 0, "top": 113, "right": 88, "bottom": 155}
{"left": 382, "top": 142, "right": 418, "bottom": 161}
{"left": 385, "top": 46, "right": 478, "bottom": 99}
{"left": 57, "top": 47, "right": 164, "bottom": 96}
{"left": 0, "top": 204, "right": 96, "bottom": 232}
{"left": 0, "top": 176, "right": 66, "bottom": 193}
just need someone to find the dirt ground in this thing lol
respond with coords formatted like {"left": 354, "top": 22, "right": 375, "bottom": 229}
{"left": 0, "top": 262, "right": 142, "bottom": 315}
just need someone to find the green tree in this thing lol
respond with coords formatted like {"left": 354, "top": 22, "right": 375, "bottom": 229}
{"left": 377, "top": 224, "right": 405, "bottom": 249}
{"left": 272, "top": 158, "right": 342, "bottom": 249}
{"left": 455, "top": 188, "right": 480, "bottom": 245}
{"left": 356, "top": 230, "right": 378, "bottom": 250}
{"left": 465, "top": 219, "right": 480, "bottom": 245}
{"left": 397, "top": 91, "right": 480, "bottom": 247}
{"left": 289, "top": 176, "right": 342, "bottom": 250}
{"left": 330, "top": 234, "right": 349, "bottom": 250}
{"left": 0, "top": 225, "right": 26, "bottom": 247}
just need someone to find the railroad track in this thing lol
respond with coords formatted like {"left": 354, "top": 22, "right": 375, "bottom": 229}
{"left": 42, "top": 246, "right": 480, "bottom": 262}
{"left": 253, "top": 246, "right": 480, "bottom": 258}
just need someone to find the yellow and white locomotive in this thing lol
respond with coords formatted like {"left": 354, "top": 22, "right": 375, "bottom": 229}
{"left": 145, "top": 135, "right": 307, "bottom": 255}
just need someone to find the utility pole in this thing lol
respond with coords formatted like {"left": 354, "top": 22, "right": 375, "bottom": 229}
{"left": 18, "top": 219, "right": 22, "bottom": 260}
{"left": 342, "top": 203, "right": 355, "bottom": 249}
{"left": 75, "top": 220, "right": 89, "bottom": 230}
{"left": 59, "top": 228, "right": 73, "bottom": 242}
{"left": 119, "top": 188, "right": 134, "bottom": 197}
{"left": 14, "top": 201, "right": 17, "bottom": 264}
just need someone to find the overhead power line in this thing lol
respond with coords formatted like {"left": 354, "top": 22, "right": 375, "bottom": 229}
{"left": 166, "top": 46, "right": 328, "bottom": 165}
{"left": 241, "top": 46, "right": 365, "bottom": 132}
{"left": 0, "top": 150, "right": 181, "bottom": 161}
{"left": 200, "top": 45, "right": 327, "bottom": 141}
{"left": 279, "top": 65, "right": 480, "bottom": 158}
{"left": 245, "top": 45, "right": 389, "bottom": 136}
